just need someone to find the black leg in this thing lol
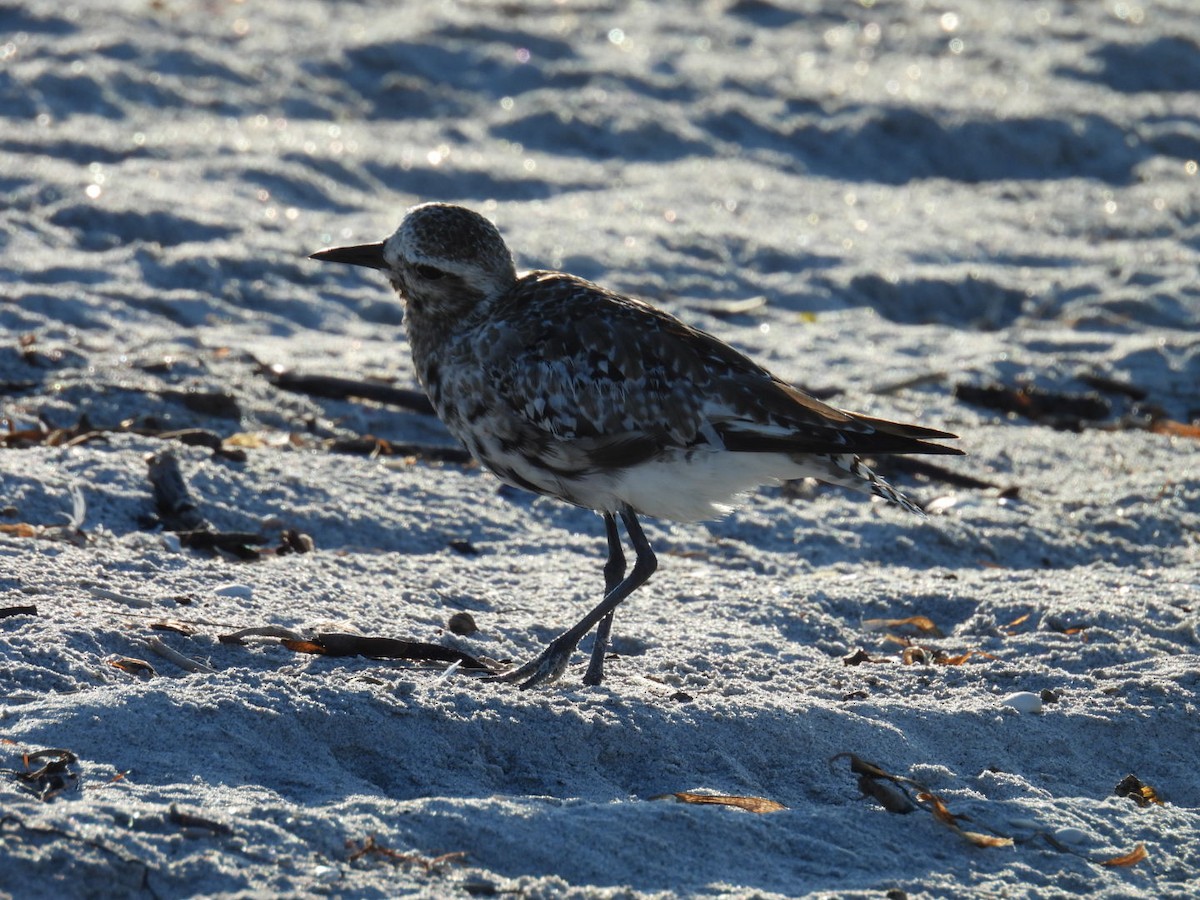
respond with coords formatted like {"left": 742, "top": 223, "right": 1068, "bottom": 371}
{"left": 584, "top": 513, "right": 626, "bottom": 686}
{"left": 495, "top": 508, "right": 656, "bottom": 689}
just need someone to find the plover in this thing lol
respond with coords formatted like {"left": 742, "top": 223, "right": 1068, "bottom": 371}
{"left": 311, "top": 203, "right": 963, "bottom": 688}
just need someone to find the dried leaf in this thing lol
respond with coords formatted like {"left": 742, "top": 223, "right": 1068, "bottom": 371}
{"left": 1101, "top": 843, "right": 1148, "bottom": 867}
{"left": 0, "top": 523, "right": 38, "bottom": 537}
{"left": 664, "top": 792, "right": 786, "bottom": 813}
{"left": 961, "top": 831, "right": 1015, "bottom": 848}
{"left": 918, "top": 792, "right": 966, "bottom": 827}
{"left": 282, "top": 638, "right": 327, "bottom": 654}
{"left": 935, "top": 651, "right": 972, "bottom": 666}
{"left": 1004, "top": 612, "right": 1031, "bottom": 631}
{"left": 108, "top": 657, "right": 157, "bottom": 678}
{"left": 1148, "top": 420, "right": 1200, "bottom": 439}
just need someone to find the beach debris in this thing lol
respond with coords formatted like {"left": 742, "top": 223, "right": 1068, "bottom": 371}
{"left": 1076, "top": 373, "right": 1148, "bottom": 401}
{"left": 346, "top": 834, "right": 467, "bottom": 871}
{"left": 653, "top": 791, "right": 786, "bottom": 813}
{"left": 90, "top": 586, "right": 154, "bottom": 609}
{"left": 857, "top": 774, "right": 918, "bottom": 814}
{"left": 1045, "top": 616, "right": 1090, "bottom": 638}
{"left": 218, "top": 625, "right": 305, "bottom": 644}
{"left": 447, "top": 612, "right": 478, "bottom": 636}
{"left": 1147, "top": 419, "right": 1200, "bottom": 438}
{"left": 262, "top": 364, "right": 436, "bottom": 414}
{"left": 1100, "top": 842, "right": 1149, "bottom": 867}
{"left": 955, "top": 378, "right": 1200, "bottom": 439}
{"left": 1001, "top": 691, "right": 1044, "bottom": 714}
{"left": 3, "top": 413, "right": 245, "bottom": 460}
{"left": 832, "top": 753, "right": 1014, "bottom": 847}
{"left": 139, "top": 636, "right": 217, "bottom": 674}
{"left": 851, "top": 614, "right": 983, "bottom": 666}
{"left": 1114, "top": 774, "right": 1163, "bottom": 807}
{"left": 278, "top": 528, "right": 315, "bottom": 554}
{"left": 6, "top": 748, "right": 80, "bottom": 801}
{"left": 169, "top": 804, "right": 233, "bottom": 836}
{"left": 956, "top": 382, "right": 1111, "bottom": 427}
{"left": 917, "top": 791, "right": 1015, "bottom": 847}
{"left": 107, "top": 656, "right": 158, "bottom": 678}
{"left": 0, "top": 605, "right": 38, "bottom": 619}
{"left": 327, "top": 435, "right": 474, "bottom": 464}
{"left": 218, "top": 625, "right": 488, "bottom": 671}
{"left": 160, "top": 388, "right": 240, "bottom": 420}
{"left": 1002, "top": 612, "right": 1032, "bottom": 634}
{"left": 145, "top": 450, "right": 269, "bottom": 559}
{"left": 281, "top": 631, "right": 489, "bottom": 671}
{"left": 833, "top": 753, "right": 919, "bottom": 815}
{"left": 834, "top": 753, "right": 1158, "bottom": 864}
{"left": 213, "top": 583, "right": 254, "bottom": 600}
{"left": 149, "top": 619, "right": 200, "bottom": 636}
{"left": 922, "top": 494, "right": 960, "bottom": 515}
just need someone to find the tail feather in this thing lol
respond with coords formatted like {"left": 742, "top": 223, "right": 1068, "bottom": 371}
{"left": 818, "top": 453, "right": 926, "bottom": 517}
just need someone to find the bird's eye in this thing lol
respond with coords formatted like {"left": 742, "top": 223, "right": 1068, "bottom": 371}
{"left": 414, "top": 264, "right": 446, "bottom": 280}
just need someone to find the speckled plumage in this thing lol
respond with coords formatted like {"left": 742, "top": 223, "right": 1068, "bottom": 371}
{"left": 311, "top": 202, "right": 963, "bottom": 688}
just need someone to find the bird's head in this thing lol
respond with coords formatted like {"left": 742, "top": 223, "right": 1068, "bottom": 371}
{"left": 310, "top": 202, "right": 517, "bottom": 319}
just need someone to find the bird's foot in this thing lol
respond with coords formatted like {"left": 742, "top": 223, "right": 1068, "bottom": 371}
{"left": 582, "top": 634, "right": 609, "bottom": 687}
{"left": 489, "top": 635, "right": 578, "bottom": 689}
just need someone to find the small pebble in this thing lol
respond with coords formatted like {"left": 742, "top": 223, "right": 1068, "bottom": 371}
{"left": 1055, "top": 827, "right": 1088, "bottom": 844}
{"left": 312, "top": 865, "right": 339, "bottom": 883}
{"left": 448, "top": 611, "right": 478, "bottom": 635}
{"left": 1002, "top": 691, "right": 1043, "bottom": 714}
{"left": 213, "top": 584, "right": 253, "bottom": 600}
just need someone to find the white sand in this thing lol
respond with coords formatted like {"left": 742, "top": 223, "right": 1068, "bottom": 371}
{"left": 2, "top": 1, "right": 1198, "bottom": 897}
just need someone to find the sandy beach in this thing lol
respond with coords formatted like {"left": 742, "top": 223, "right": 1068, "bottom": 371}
{"left": 2, "top": 1, "right": 1198, "bottom": 897}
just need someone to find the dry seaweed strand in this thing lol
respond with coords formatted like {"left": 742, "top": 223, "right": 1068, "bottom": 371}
{"left": 346, "top": 835, "right": 467, "bottom": 872}
{"left": 262, "top": 365, "right": 436, "bottom": 414}
{"left": 5, "top": 748, "right": 81, "bottom": 801}
{"left": 146, "top": 450, "right": 268, "bottom": 559}
{"left": 656, "top": 791, "right": 787, "bottom": 813}
{"left": 168, "top": 804, "right": 233, "bottom": 836}
{"left": 1114, "top": 774, "right": 1164, "bottom": 807}
{"left": 832, "top": 753, "right": 1014, "bottom": 848}
{"left": 956, "top": 379, "right": 1199, "bottom": 439}
{"left": 282, "top": 631, "right": 490, "bottom": 671}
